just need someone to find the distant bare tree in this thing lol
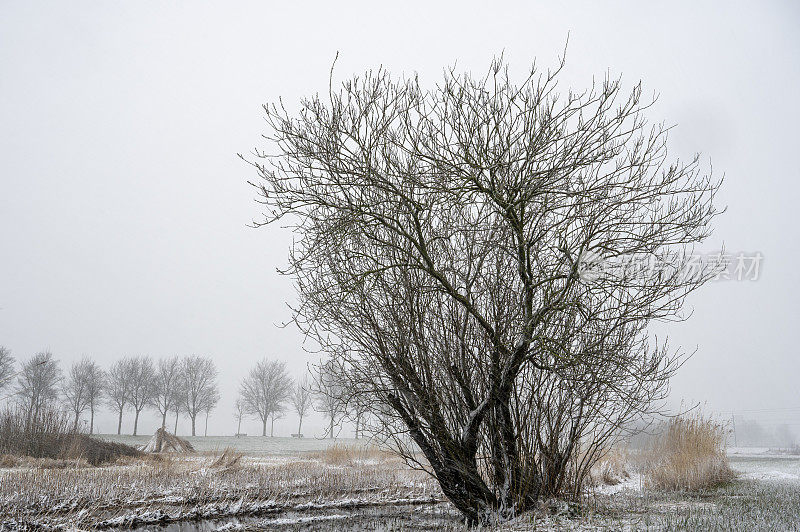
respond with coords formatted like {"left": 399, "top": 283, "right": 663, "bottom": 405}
{"left": 83, "top": 360, "right": 105, "bottom": 434}
{"left": 180, "top": 355, "right": 219, "bottom": 436}
{"left": 106, "top": 358, "right": 132, "bottom": 435}
{"left": 290, "top": 378, "right": 312, "bottom": 436}
{"left": 312, "top": 360, "right": 346, "bottom": 439}
{"left": 16, "top": 351, "right": 61, "bottom": 424}
{"left": 171, "top": 381, "right": 185, "bottom": 435}
{"left": 202, "top": 395, "right": 219, "bottom": 437}
{"left": 127, "top": 356, "right": 156, "bottom": 436}
{"left": 0, "top": 347, "right": 15, "bottom": 394}
{"left": 234, "top": 398, "right": 246, "bottom": 436}
{"left": 152, "top": 356, "right": 182, "bottom": 429}
{"left": 240, "top": 359, "right": 292, "bottom": 437}
{"left": 63, "top": 358, "right": 93, "bottom": 430}
{"left": 352, "top": 403, "right": 368, "bottom": 440}
{"left": 248, "top": 57, "right": 722, "bottom": 522}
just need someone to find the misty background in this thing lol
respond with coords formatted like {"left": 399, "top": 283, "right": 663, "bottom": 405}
{"left": 1, "top": 1, "right": 798, "bottom": 440}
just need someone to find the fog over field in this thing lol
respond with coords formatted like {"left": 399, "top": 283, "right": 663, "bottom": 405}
{"left": 1, "top": 1, "right": 798, "bottom": 440}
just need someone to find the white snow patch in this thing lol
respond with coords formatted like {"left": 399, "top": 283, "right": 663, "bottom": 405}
{"left": 595, "top": 473, "right": 643, "bottom": 495}
{"left": 264, "top": 514, "right": 349, "bottom": 526}
{"left": 742, "top": 470, "right": 800, "bottom": 482}
{"left": 726, "top": 447, "right": 771, "bottom": 455}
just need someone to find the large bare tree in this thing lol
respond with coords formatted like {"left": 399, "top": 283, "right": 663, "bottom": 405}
{"left": 240, "top": 359, "right": 292, "bottom": 437}
{"left": 246, "top": 57, "right": 721, "bottom": 522}
{"left": 16, "top": 351, "right": 62, "bottom": 424}
{"left": 127, "top": 356, "right": 156, "bottom": 436}
{"left": 180, "top": 355, "right": 219, "bottom": 436}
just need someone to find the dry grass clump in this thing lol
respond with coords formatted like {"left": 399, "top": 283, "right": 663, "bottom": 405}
{"left": 141, "top": 427, "right": 195, "bottom": 453}
{"left": 590, "top": 447, "right": 631, "bottom": 487}
{"left": 0, "top": 406, "right": 141, "bottom": 466}
{"left": 209, "top": 447, "right": 244, "bottom": 472}
{"left": 65, "top": 434, "right": 143, "bottom": 466}
{"left": 0, "top": 405, "right": 74, "bottom": 459}
{"left": 643, "top": 413, "right": 734, "bottom": 491}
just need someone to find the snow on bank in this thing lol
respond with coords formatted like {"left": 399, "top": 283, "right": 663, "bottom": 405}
{"left": 90, "top": 495, "right": 442, "bottom": 529}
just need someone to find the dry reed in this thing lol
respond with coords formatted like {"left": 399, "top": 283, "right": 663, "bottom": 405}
{"left": 642, "top": 413, "right": 734, "bottom": 491}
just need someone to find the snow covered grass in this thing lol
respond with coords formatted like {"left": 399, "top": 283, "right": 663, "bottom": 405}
{"left": 0, "top": 445, "right": 443, "bottom": 529}
{"left": 3, "top": 438, "right": 800, "bottom": 530}
{"left": 96, "top": 433, "right": 373, "bottom": 455}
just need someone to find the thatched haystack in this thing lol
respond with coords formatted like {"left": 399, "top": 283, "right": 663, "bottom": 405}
{"left": 141, "top": 427, "right": 195, "bottom": 453}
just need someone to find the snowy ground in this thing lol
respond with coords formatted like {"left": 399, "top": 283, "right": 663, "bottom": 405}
{"left": 2, "top": 444, "right": 800, "bottom": 530}
{"left": 96, "top": 434, "right": 373, "bottom": 455}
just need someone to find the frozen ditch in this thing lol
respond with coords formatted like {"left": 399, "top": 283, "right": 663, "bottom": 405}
{"left": 117, "top": 500, "right": 458, "bottom": 531}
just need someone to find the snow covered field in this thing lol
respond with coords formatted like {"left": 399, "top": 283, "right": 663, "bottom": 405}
{"left": 96, "top": 434, "right": 374, "bottom": 456}
{"left": 2, "top": 444, "right": 800, "bottom": 530}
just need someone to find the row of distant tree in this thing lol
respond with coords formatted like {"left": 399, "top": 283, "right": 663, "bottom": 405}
{"left": 0, "top": 346, "right": 348, "bottom": 438}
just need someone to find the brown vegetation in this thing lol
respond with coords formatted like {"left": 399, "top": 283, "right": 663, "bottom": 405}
{"left": 0, "top": 405, "right": 141, "bottom": 466}
{"left": 140, "top": 427, "right": 195, "bottom": 453}
{"left": 642, "top": 413, "right": 734, "bottom": 491}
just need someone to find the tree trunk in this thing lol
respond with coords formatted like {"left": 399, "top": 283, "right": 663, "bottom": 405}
{"left": 237, "top": 415, "right": 242, "bottom": 435}
{"left": 270, "top": 416, "right": 275, "bottom": 437}
{"left": 117, "top": 409, "right": 123, "bottom": 435}
{"left": 161, "top": 411, "right": 167, "bottom": 430}
{"left": 90, "top": 407, "right": 95, "bottom": 435}
{"left": 297, "top": 415, "right": 303, "bottom": 435}
{"left": 133, "top": 409, "right": 140, "bottom": 436}
{"left": 204, "top": 411, "right": 209, "bottom": 437}
{"left": 329, "top": 416, "right": 334, "bottom": 439}
{"left": 174, "top": 411, "right": 179, "bottom": 434}
{"left": 262, "top": 418, "right": 267, "bottom": 437}
{"left": 191, "top": 414, "right": 196, "bottom": 436}
{"left": 73, "top": 411, "right": 80, "bottom": 432}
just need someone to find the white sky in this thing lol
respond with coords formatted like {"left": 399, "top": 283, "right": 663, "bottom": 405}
{"left": 1, "top": 1, "right": 798, "bottom": 437}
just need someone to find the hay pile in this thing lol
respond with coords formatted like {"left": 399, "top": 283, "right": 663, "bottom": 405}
{"left": 141, "top": 427, "right": 195, "bottom": 453}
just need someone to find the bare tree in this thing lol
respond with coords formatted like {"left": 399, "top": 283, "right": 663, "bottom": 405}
{"left": 240, "top": 359, "right": 292, "bottom": 437}
{"left": 106, "top": 358, "right": 132, "bottom": 435}
{"left": 234, "top": 398, "right": 246, "bottom": 436}
{"left": 171, "top": 392, "right": 183, "bottom": 434}
{"left": 352, "top": 403, "right": 368, "bottom": 440}
{"left": 16, "top": 351, "right": 62, "bottom": 424}
{"left": 312, "top": 360, "right": 346, "bottom": 440}
{"left": 203, "top": 395, "right": 219, "bottom": 437}
{"left": 180, "top": 355, "right": 219, "bottom": 436}
{"left": 0, "top": 346, "right": 15, "bottom": 394}
{"left": 290, "top": 378, "right": 312, "bottom": 436}
{"left": 152, "top": 356, "right": 182, "bottom": 429}
{"left": 63, "top": 358, "right": 93, "bottom": 430}
{"left": 127, "top": 356, "right": 156, "bottom": 436}
{"left": 83, "top": 360, "right": 105, "bottom": 434}
{"left": 247, "top": 57, "right": 721, "bottom": 522}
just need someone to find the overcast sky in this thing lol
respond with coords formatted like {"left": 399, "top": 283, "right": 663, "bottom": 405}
{"left": 1, "top": 1, "right": 798, "bottom": 437}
